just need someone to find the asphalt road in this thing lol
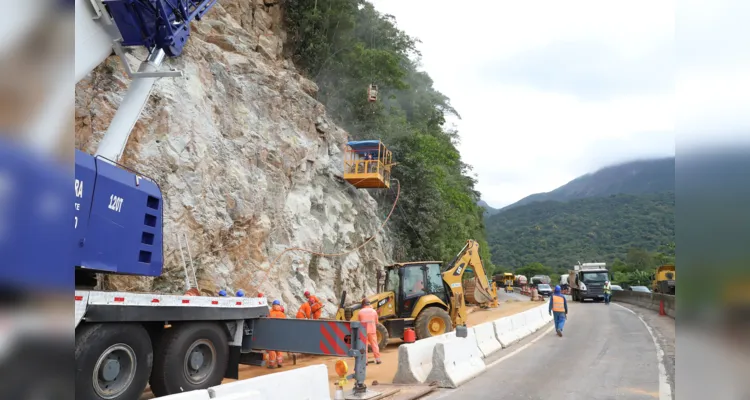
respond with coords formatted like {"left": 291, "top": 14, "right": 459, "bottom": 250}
{"left": 427, "top": 300, "right": 665, "bottom": 400}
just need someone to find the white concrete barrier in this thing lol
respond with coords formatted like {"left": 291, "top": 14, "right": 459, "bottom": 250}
{"left": 393, "top": 332, "right": 456, "bottom": 384}
{"left": 472, "top": 321, "right": 502, "bottom": 358}
{"left": 426, "top": 336, "right": 486, "bottom": 388}
{"left": 159, "top": 390, "right": 211, "bottom": 399}
{"left": 523, "top": 307, "right": 545, "bottom": 332}
{"left": 539, "top": 304, "right": 553, "bottom": 323}
{"left": 493, "top": 316, "right": 519, "bottom": 348}
{"left": 510, "top": 313, "right": 533, "bottom": 339}
{"left": 207, "top": 365, "right": 329, "bottom": 400}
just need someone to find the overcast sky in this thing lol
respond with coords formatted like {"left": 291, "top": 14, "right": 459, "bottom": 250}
{"left": 368, "top": 0, "right": 743, "bottom": 208}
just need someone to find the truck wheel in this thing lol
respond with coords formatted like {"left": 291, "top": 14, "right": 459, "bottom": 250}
{"left": 375, "top": 323, "right": 389, "bottom": 349}
{"left": 149, "top": 322, "right": 229, "bottom": 397}
{"left": 75, "top": 323, "right": 153, "bottom": 400}
{"left": 415, "top": 307, "right": 452, "bottom": 339}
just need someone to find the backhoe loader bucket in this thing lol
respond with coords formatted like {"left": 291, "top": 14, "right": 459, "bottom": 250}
{"left": 464, "top": 278, "right": 493, "bottom": 305}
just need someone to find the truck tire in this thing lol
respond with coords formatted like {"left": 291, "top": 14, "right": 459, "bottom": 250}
{"left": 149, "top": 322, "right": 229, "bottom": 397}
{"left": 75, "top": 323, "right": 153, "bottom": 400}
{"left": 375, "top": 323, "right": 389, "bottom": 349}
{"left": 415, "top": 307, "right": 452, "bottom": 340}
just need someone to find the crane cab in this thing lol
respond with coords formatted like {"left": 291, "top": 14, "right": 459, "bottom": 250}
{"left": 343, "top": 140, "right": 392, "bottom": 189}
{"left": 367, "top": 84, "right": 378, "bottom": 102}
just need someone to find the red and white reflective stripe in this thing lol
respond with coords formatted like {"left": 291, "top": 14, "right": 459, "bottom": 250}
{"left": 75, "top": 291, "right": 268, "bottom": 308}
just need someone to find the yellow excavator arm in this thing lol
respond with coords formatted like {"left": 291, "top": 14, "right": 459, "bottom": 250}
{"left": 441, "top": 240, "right": 499, "bottom": 327}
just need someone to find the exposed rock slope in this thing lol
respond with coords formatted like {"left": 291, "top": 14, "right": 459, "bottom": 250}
{"left": 74, "top": 0, "right": 393, "bottom": 316}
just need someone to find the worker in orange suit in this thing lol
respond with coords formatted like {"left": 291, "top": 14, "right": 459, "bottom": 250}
{"left": 296, "top": 300, "right": 312, "bottom": 319}
{"left": 266, "top": 300, "right": 286, "bottom": 368}
{"left": 304, "top": 290, "right": 324, "bottom": 319}
{"left": 358, "top": 298, "right": 381, "bottom": 364}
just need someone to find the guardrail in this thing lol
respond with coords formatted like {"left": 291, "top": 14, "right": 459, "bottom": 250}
{"left": 611, "top": 290, "right": 675, "bottom": 318}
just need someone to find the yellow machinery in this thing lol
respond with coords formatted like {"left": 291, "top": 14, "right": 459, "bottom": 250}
{"left": 651, "top": 264, "right": 676, "bottom": 294}
{"left": 503, "top": 273, "right": 515, "bottom": 293}
{"left": 343, "top": 140, "right": 393, "bottom": 189}
{"left": 335, "top": 240, "right": 498, "bottom": 348}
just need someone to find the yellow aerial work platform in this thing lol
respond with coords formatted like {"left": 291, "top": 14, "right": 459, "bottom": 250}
{"left": 343, "top": 140, "right": 393, "bottom": 189}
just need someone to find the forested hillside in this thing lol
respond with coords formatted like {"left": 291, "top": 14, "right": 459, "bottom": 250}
{"left": 501, "top": 157, "right": 675, "bottom": 211}
{"left": 486, "top": 192, "right": 675, "bottom": 270}
{"left": 283, "top": 1, "right": 492, "bottom": 265}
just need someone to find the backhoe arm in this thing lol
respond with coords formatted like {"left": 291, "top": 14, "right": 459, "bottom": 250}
{"left": 442, "top": 240, "right": 498, "bottom": 327}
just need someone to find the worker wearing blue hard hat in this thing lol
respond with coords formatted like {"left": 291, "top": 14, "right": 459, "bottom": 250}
{"left": 266, "top": 299, "right": 286, "bottom": 368}
{"left": 236, "top": 289, "right": 245, "bottom": 297}
{"left": 218, "top": 290, "right": 227, "bottom": 297}
{"left": 549, "top": 285, "right": 568, "bottom": 337}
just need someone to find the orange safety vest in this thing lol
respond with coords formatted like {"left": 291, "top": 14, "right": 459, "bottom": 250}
{"left": 552, "top": 295, "right": 566, "bottom": 313}
{"left": 269, "top": 305, "right": 286, "bottom": 319}
{"left": 358, "top": 306, "right": 378, "bottom": 335}
{"left": 309, "top": 296, "right": 324, "bottom": 319}
{"left": 296, "top": 302, "right": 312, "bottom": 319}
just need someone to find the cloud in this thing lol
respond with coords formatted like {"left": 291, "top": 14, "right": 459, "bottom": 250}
{"left": 480, "top": 40, "right": 674, "bottom": 102}
{"left": 369, "top": 0, "right": 683, "bottom": 208}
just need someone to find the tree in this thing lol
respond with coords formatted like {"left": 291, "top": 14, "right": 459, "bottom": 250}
{"left": 516, "top": 262, "right": 554, "bottom": 279}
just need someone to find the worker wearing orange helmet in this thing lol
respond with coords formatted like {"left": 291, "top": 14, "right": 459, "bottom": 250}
{"left": 304, "top": 290, "right": 324, "bottom": 319}
{"left": 358, "top": 298, "right": 381, "bottom": 364}
{"left": 266, "top": 300, "right": 286, "bottom": 368}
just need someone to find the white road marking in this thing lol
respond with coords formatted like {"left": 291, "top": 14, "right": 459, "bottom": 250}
{"left": 486, "top": 324, "right": 555, "bottom": 369}
{"left": 614, "top": 303, "right": 672, "bottom": 400}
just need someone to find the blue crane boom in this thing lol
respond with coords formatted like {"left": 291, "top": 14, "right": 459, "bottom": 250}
{"left": 103, "top": 0, "right": 218, "bottom": 57}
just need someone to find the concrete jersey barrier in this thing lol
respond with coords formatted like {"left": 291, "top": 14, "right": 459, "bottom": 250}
{"left": 207, "top": 364, "right": 329, "bottom": 400}
{"left": 493, "top": 316, "right": 519, "bottom": 348}
{"left": 509, "top": 312, "right": 533, "bottom": 338}
{"left": 472, "top": 321, "right": 503, "bottom": 358}
{"left": 612, "top": 290, "right": 676, "bottom": 318}
{"left": 158, "top": 390, "right": 212, "bottom": 400}
{"left": 522, "top": 307, "right": 545, "bottom": 332}
{"left": 393, "top": 332, "right": 456, "bottom": 384}
{"left": 426, "top": 336, "right": 486, "bottom": 388}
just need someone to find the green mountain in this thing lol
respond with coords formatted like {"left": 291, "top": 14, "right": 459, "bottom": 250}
{"left": 478, "top": 200, "right": 500, "bottom": 217}
{"left": 500, "top": 157, "right": 675, "bottom": 212}
{"left": 486, "top": 158, "right": 675, "bottom": 270}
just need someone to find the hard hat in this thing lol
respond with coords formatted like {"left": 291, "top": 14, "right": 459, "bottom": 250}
{"left": 257, "top": 292, "right": 264, "bottom": 298}
{"left": 272, "top": 299, "right": 281, "bottom": 305}
{"left": 554, "top": 285, "right": 561, "bottom": 293}
{"left": 236, "top": 289, "right": 245, "bottom": 297}
{"left": 304, "top": 290, "right": 311, "bottom": 297}
{"left": 218, "top": 290, "right": 227, "bottom": 297}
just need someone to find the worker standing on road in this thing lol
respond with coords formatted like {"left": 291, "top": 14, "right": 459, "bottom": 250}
{"left": 603, "top": 280, "right": 612, "bottom": 305}
{"left": 296, "top": 299, "right": 312, "bottom": 319}
{"left": 358, "top": 299, "right": 382, "bottom": 364}
{"left": 548, "top": 285, "right": 568, "bottom": 337}
{"left": 266, "top": 300, "right": 286, "bottom": 368}
{"left": 304, "top": 290, "right": 324, "bottom": 319}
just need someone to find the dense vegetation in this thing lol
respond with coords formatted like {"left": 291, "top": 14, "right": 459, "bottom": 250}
{"left": 282, "top": 0, "right": 492, "bottom": 266}
{"left": 486, "top": 192, "right": 675, "bottom": 271}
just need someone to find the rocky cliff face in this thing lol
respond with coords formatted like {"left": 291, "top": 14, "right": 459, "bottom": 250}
{"left": 74, "top": 0, "right": 393, "bottom": 316}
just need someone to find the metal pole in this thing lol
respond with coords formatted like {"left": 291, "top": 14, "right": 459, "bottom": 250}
{"left": 183, "top": 232, "right": 198, "bottom": 290}
{"left": 177, "top": 234, "right": 191, "bottom": 291}
{"left": 95, "top": 48, "right": 166, "bottom": 162}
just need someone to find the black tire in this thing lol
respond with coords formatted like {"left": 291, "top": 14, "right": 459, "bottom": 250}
{"left": 415, "top": 307, "right": 452, "bottom": 340}
{"left": 375, "top": 323, "right": 389, "bottom": 349}
{"left": 75, "top": 323, "right": 153, "bottom": 400}
{"left": 149, "top": 322, "right": 229, "bottom": 397}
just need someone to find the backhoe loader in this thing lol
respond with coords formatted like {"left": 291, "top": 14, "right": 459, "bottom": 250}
{"left": 334, "top": 240, "right": 498, "bottom": 348}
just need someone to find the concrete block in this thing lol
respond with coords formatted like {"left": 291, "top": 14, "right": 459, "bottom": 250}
{"left": 426, "top": 336, "right": 486, "bottom": 388}
{"left": 493, "top": 316, "right": 519, "bottom": 348}
{"left": 472, "top": 321, "right": 502, "bottom": 358}
{"left": 208, "top": 365, "right": 329, "bottom": 400}
{"left": 393, "top": 332, "right": 456, "bottom": 384}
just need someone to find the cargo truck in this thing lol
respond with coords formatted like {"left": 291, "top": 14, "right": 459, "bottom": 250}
{"left": 568, "top": 262, "right": 609, "bottom": 302}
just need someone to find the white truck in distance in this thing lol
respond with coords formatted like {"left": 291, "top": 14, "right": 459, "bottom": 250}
{"left": 568, "top": 262, "right": 609, "bottom": 302}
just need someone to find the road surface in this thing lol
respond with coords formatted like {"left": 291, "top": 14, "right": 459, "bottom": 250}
{"left": 427, "top": 300, "right": 667, "bottom": 400}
